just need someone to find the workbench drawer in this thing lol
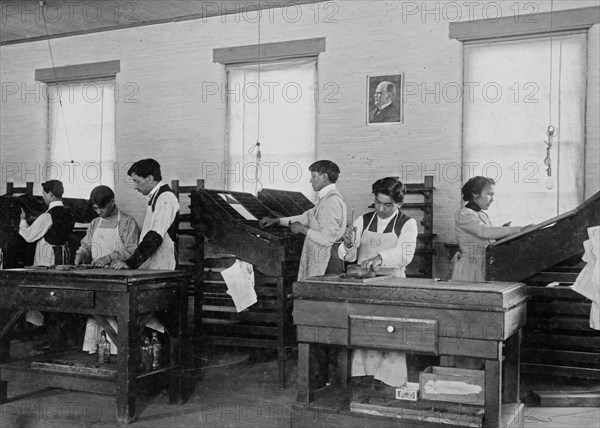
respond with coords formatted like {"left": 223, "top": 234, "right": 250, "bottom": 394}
{"left": 349, "top": 315, "right": 438, "bottom": 354}
{"left": 20, "top": 287, "right": 94, "bottom": 310}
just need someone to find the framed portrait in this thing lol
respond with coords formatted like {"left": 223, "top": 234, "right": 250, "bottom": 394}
{"left": 366, "top": 74, "right": 404, "bottom": 125}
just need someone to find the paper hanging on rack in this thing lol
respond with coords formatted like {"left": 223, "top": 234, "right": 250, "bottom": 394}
{"left": 220, "top": 259, "right": 257, "bottom": 312}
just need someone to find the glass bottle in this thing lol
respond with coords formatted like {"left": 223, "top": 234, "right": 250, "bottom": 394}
{"left": 97, "top": 331, "right": 111, "bottom": 364}
{"left": 141, "top": 336, "right": 152, "bottom": 372}
{"left": 151, "top": 331, "right": 162, "bottom": 370}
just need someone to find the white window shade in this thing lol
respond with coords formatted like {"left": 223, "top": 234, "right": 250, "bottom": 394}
{"left": 226, "top": 58, "right": 316, "bottom": 198}
{"left": 48, "top": 81, "right": 116, "bottom": 199}
{"left": 463, "top": 34, "right": 586, "bottom": 226}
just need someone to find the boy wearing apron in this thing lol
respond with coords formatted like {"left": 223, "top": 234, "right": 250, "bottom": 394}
{"left": 339, "top": 177, "right": 418, "bottom": 387}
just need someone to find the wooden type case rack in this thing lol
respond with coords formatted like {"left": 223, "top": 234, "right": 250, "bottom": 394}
{"left": 191, "top": 188, "right": 307, "bottom": 388}
{"left": 486, "top": 191, "right": 600, "bottom": 382}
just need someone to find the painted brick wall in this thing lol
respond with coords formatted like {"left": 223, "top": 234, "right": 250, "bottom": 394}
{"left": 1, "top": 0, "right": 598, "bottom": 254}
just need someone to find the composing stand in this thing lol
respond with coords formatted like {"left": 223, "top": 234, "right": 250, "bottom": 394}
{"left": 0, "top": 268, "right": 190, "bottom": 424}
{"left": 292, "top": 276, "right": 527, "bottom": 428}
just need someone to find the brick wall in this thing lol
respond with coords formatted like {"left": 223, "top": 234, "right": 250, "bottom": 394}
{"left": 1, "top": 1, "right": 598, "bottom": 262}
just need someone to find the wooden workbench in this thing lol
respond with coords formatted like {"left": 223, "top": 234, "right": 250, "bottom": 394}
{"left": 0, "top": 267, "right": 190, "bottom": 423}
{"left": 292, "top": 276, "right": 527, "bottom": 428}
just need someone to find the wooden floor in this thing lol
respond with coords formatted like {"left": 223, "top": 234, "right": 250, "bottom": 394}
{"left": 1, "top": 340, "right": 598, "bottom": 427}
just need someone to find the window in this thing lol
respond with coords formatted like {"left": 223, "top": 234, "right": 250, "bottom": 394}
{"left": 462, "top": 33, "right": 586, "bottom": 226}
{"left": 47, "top": 80, "right": 116, "bottom": 198}
{"left": 215, "top": 38, "right": 324, "bottom": 198}
{"left": 36, "top": 60, "right": 119, "bottom": 199}
{"left": 226, "top": 58, "right": 317, "bottom": 197}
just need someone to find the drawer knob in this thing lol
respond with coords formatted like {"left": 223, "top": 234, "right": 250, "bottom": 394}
{"left": 49, "top": 291, "right": 57, "bottom": 302}
{"left": 387, "top": 325, "right": 395, "bottom": 333}
{"left": 50, "top": 291, "right": 56, "bottom": 297}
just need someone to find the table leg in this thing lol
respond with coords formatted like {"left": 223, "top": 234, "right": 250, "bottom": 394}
{"left": 503, "top": 330, "right": 521, "bottom": 404}
{"left": 169, "top": 281, "right": 188, "bottom": 404}
{"left": 116, "top": 290, "right": 139, "bottom": 424}
{"left": 484, "top": 343, "right": 503, "bottom": 428}
{"left": 335, "top": 347, "right": 348, "bottom": 388}
{"left": 0, "top": 310, "right": 10, "bottom": 403}
{"left": 297, "top": 342, "right": 312, "bottom": 403}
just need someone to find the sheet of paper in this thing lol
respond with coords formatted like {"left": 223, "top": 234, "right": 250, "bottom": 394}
{"left": 220, "top": 259, "right": 257, "bottom": 312}
{"left": 218, "top": 193, "right": 257, "bottom": 221}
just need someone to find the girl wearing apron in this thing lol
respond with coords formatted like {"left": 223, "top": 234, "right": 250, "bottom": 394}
{"left": 338, "top": 177, "right": 418, "bottom": 387}
{"left": 76, "top": 185, "right": 140, "bottom": 354}
{"left": 82, "top": 212, "right": 124, "bottom": 354}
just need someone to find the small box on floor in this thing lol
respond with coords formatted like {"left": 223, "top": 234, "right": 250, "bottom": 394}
{"left": 395, "top": 382, "right": 419, "bottom": 401}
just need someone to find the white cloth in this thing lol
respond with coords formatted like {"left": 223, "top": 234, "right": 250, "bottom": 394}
{"left": 221, "top": 260, "right": 257, "bottom": 312}
{"left": 83, "top": 214, "right": 123, "bottom": 354}
{"left": 19, "top": 201, "right": 64, "bottom": 266}
{"left": 280, "top": 184, "right": 346, "bottom": 280}
{"left": 343, "top": 210, "right": 417, "bottom": 387}
{"left": 572, "top": 226, "right": 600, "bottom": 330}
{"left": 451, "top": 206, "right": 521, "bottom": 281}
{"left": 139, "top": 182, "right": 179, "bottom": 270}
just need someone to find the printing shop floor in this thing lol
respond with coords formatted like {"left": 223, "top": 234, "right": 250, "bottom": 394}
{"left": 1, "top": 339, "right": 598, "bottom": 428}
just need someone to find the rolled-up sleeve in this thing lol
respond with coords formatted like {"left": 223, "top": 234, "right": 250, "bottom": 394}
{"left": 19, "top": 213, "right": 52, "bottom": 243}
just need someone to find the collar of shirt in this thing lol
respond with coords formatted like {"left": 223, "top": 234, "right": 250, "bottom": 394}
{"left": 465, "top": 200, "right": 482, "bottom": 212}
{"left": 147, "top": 182, "right": 164, "bottom": 203}
{"left": 46, "top": 201, "right": 64, "bottom": 211}
{"left": 374, "top": 210, "right": 398, "bottom": 229}
{"left": 318, "top": 183, "right": 336, "bottom": 200}
{"left": 377, "top": 101, "right": 392, "bottom": 110}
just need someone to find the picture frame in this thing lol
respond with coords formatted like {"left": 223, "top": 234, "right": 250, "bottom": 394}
{"left": 366, "top": 73, "right": 404, "bottom": 125}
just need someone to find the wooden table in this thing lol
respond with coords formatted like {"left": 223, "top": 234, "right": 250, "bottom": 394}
{"left": 292, "top": 276, "right": 527, "bottom": 428}
{"left": 0, "top": 268, "right": 190, "bottom": 423}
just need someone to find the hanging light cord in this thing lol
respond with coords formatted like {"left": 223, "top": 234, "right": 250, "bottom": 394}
{"left": 543, "top": 0, "right": 560, "bottom": 212}
{"left": 39, "top": 0, "right": 81, "bottom": 196}
{"left": 248, "top": 0, "right": 263, "bottom": 194}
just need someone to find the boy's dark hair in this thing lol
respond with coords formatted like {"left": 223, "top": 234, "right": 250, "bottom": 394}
{"left": 127, "top": 158, "right": 162, "bottom": 181}
{"left": 309, "top": 160, "right": 340, "bottom": 183}
{"left": 42, "top": 180, "right": 64, "bottom": 198}
{"left": 372, "top": 177, "right": 407, "bottom": 203}
{"left": 89, "top": 185, "right": 115, "bottom": 208}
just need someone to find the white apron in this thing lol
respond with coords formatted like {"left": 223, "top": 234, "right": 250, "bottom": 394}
{"left": 83, "top": 214, "right": 122, "bottom": 354}
{"left": 351, "top": 212, "right": 408, "bottom": 387}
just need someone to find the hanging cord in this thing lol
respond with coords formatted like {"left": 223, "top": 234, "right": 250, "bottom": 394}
{"left": 99, "top": 84, "right": 105, "bottom": 183}
{"left": 248, "top": 1, "right": 263, "bottom": 194}
{"left": 39, "top": 0, "right": 81, "bottom": 196}
{"left": 543, "top": 0, "right": 559, "bottom": 198}
{"left": 555, "top": 39, "right": 563, "bottom": 214}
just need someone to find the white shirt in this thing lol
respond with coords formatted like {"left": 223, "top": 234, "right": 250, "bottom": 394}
{"left": 19, "top": 201, "right": 64, "bottom": 266}
{"left": 279, "top": 184, "right": 344, "bottom": 246}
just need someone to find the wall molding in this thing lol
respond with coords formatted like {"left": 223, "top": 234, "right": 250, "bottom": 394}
{"left": 449, "top": 6, "right": 599, "bottom": 41}
{"left": 214, "top": 37, "right": 325, "bottom": 64}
